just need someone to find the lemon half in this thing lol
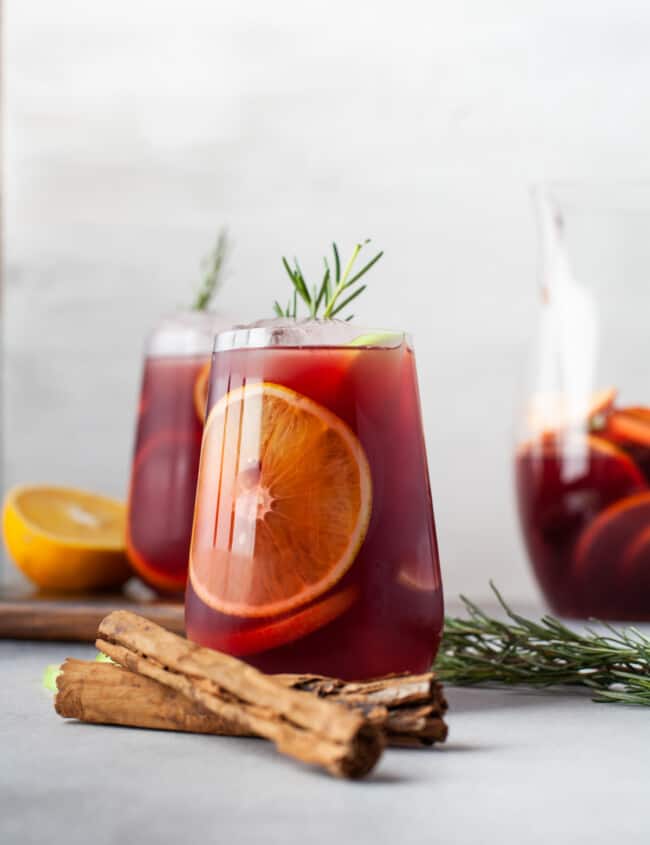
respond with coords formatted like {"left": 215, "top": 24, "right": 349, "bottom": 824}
{"left": 2, "top": 485, "right": 132, "bottom": 591}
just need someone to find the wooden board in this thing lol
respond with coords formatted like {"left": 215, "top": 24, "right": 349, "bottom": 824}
{"left": 0, "top": 580, "right": 185, "bottom": 642}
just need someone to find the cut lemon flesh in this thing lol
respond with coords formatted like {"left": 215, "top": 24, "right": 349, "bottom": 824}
{"left": 190, "top": 382, "right": 372, "bottom": 617}
{"left": 2, "top": 486, "right": 131, "bottom": 591}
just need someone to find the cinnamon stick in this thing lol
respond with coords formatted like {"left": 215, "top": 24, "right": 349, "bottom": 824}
{"left": 276, "top": 672, "right": 448, "bottom": 746}
{"left": 55, "top": 659, "right": 238, "bottom": 735}
{"left": 94, "top": 611, "right": 383, "bottom": 778}
{"left": 55, "top": 659, "right": 448, "bottom": 748}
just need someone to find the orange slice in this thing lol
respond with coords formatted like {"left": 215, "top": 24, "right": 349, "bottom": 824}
{"left": 516, "top": 431, "right": 646, "bottom": 474}
{"left": 196, "top": 586, "right": 359, "bottom": 656}
{"left": 189, "top": 382, "right": 372, "bottom": 618}
{"left": 126, "top": 430, "right": 202, "bottom": 594}
{"left": 622, "top": 524, "right": 650, "bottom": 577}
{"left": 526, "top": 387, "right": 616, "bottom": 435}
{"left": 574, "top": 491, "right": 650, "bottom": 577}
{"left": 193, "top": 361, "right": 211, "bottom": 423}
{"left": 606, "top": 407, "right": 650, "bottom": 447}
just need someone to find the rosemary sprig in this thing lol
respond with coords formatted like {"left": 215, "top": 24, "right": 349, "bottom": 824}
{"left": 192, "top": 228, "right": 229, "bottom": 311}
{"left": 437, "top": 583, "right": 650, "bottom": 705}
{"left": 274, "top": 240, "right": 383, "bottom": 321}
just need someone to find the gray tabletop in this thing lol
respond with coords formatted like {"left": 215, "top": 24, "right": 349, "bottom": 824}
{"left": 2, "top": 638, "right": 649, "bottom": 845}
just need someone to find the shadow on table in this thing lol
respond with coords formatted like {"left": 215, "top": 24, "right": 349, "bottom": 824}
{"left": 445, "top": 684, "right": 592, "bottom": 714}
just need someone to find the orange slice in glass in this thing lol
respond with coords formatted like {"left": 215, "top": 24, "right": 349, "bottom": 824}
{"left": 204, "top": 586, "right": 359, "bottom": 656}
{"left": 193, "top": 361, "right": 211, "bottom": 423}
{"left": 190, "top": 382, "right": 372, "bottom": 618}
{"left": 126, "top": 430, "right": 202, "bottom": 593}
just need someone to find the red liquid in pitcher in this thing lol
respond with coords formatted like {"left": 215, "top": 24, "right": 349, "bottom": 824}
{"left": 517, "top": 397, "right": 650, "bottom": 619}
{"left": 126, "top": 356, "right": 207, "bottom": 593}
{"left": 185, "top": 344, "right": 443, "bottom": 679}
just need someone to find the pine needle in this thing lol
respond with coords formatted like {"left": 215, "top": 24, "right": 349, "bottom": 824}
{"left": 436, "top": 583, "right": 650, "bottom": 705}
{"left": 275, "top": 240, "right": 382, "bottom": 321}
{"left": 192, "top": 228, "right": 229, "bottom": 311}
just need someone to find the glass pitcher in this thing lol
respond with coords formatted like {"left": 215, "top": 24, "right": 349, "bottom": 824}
{"left": 185, "top": 319, "right": 443, "bottom": 678}
{"left": 126, "top": 310, "right": 232, "bottom": 594}
{"left": 516, "top": 185, "right": 650, "bottom": 620}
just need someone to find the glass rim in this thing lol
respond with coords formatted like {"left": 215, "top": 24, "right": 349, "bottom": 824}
{"left": 214, "top": 322, "right": 411, "bottom": 352}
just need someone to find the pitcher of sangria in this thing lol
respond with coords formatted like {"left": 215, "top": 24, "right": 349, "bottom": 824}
{"left": 516, "top": 185, "right": 650, "bottom": 619}
{"left": 185, "top": 320, "right": 443, "bottom": 679}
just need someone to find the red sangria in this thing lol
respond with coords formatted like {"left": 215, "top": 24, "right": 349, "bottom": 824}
{"left": 185, "top": 321, "right": 443, "bottom": 679}
{"left": 517, "top": 392, "right": 650, "bottom": 619}
{"left": 126, "top": 311, "right": 229, "bottom": 593}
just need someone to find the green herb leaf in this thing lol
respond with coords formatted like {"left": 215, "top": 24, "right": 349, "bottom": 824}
{"left": 329, "top": 284, "right": 367, "bottom": 317}
{"left": 437, "top": 583, "right": 650, "bottom": 706}
{"left": 276, "top": 240, "right": 383, "bottom": 320}
{"left": 192, "top": 228, "right": 229, "bottom": 311}
{"left": 344, "top": 250, "right": 384, "bottom": 288}
{"left": 332, "top": 242, "right": 341, "bottom": 283}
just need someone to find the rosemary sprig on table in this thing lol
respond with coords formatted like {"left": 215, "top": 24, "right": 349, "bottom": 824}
{"left": 192, "top": 228, "right": 229, "bottom": 311}
{"left": 436, "top": 584, "right": 650, "bottom": 705}
{"left": 274, "top": 240, "right": 383, "bottom": 321}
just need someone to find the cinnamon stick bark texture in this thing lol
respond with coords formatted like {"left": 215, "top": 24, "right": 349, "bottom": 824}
{"left": 55, "top": 659, "right": 238, "bottom": 735}
{"left": 278, "top": 673, "right": 448, "bottom": 747}
{"left": 94, "top": 611, "right": 384, "bottom": 778}
{"left": 55, "top": 660, "right": 448, "bottom": 748}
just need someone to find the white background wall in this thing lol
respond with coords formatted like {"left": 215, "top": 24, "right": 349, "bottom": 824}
{"left": 5, "top": 0, "right": 650, "bottom": 600}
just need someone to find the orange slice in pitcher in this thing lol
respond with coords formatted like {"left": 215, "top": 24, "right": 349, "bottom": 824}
{"left": 606, "top": 407, "right": 650, "bottom": 447}
{"left": 190, "top": 383, "right": 372, "bottom": 618}
{"left": 622, "top": 524, "right": 650, "bottom": 577}
{"left": 193, "top": 361, "right": 212, "bottom": 423}
{"left": 574, "top": 491, "right": 650, "bottom": 578}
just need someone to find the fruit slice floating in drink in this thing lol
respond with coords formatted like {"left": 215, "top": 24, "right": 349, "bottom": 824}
{"left": 516, "top": 389, "right": 650, "bottom": 618}
{"left": 189, "top": 382, "right": 372, "bottom": 618}
{"left": 193, "top": 361, "right": 211, "bottom": 423}
{"left": 126, "top": 356, "right": 207, "bottom": 594}
{"left": 605, "top": 407, "right": 650, "bottom": 447}
{"left": 197, "top": 585, "right": 360, "bottom": 656}
{"left": 573, "top": 491, "right": 650, "bottom": 577}
{"left": 621, "top": 521, "right": 650, "bottom": 581}
{"left": 127, "top": 427, "right": 203, "bottom": 593}
{"left": 517, "top": 433, "right": 646, "bottom": 526}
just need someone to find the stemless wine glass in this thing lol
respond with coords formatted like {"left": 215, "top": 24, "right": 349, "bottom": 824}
{"left": 516, "top": 184, "right": 650, "bottom": 620}
{"left": 126, "top": 310, "right": 232, "bottom": 594}
{"left": 185, "top": 319, "right": 443, "bottom": 679}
